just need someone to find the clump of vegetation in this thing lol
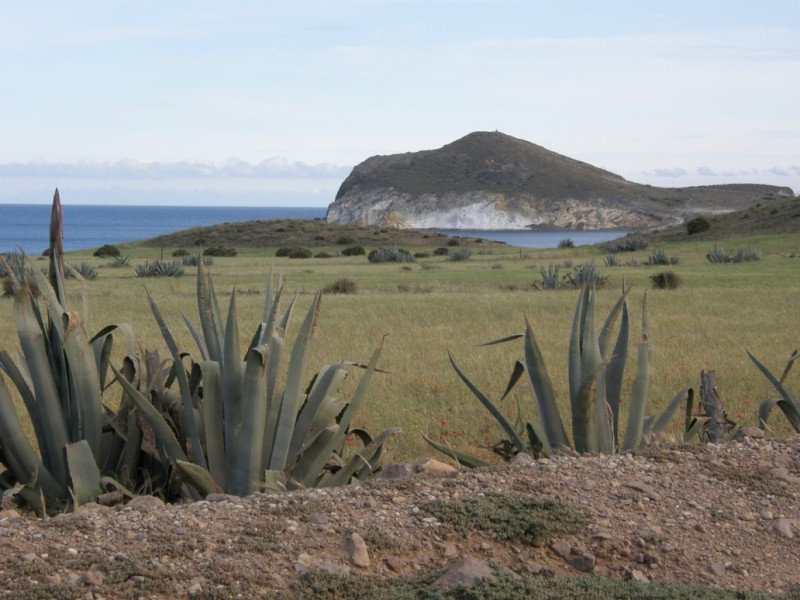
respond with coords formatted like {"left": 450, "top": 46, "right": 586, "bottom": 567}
{"left": 314, "top": 251, "right": 333, "bottom": 258}
{"left": 341, "top": 246, "right": 365, "bottom": 256}
{"left": 447, "top": 248, "right": 472, "bottom": 261}
{"left": 650, "top": 271, "right": 681, "bottom": 289}
{"left": 433, "top": 247, "right": 450, "bottom": 256}
{"left": 558, "top": 238, "right": 575, "bottom": 248}
{"left": 687, "top": 216, "right": 711, "bottom": 235}
{"left": 172, "top": 248, "right": 189, "bottom": 257}
{"left": 368, "top": 247, "right": 415, "bottom": 264}
{"left": 0, "top": 251, "right": 38, "bottom": 297}
{"left": 447, "top": 238, "right": 461, "bottom": 247}
{"left": 423, "top": 493, "right": 589, "bottom": 547}
{"left": 322, "top": 278, "right": 357, "bottom": 295}
{"left": 413, "top": 252, "right": 430, "bottom": 259}
{"left": 181, "top": 255, "right": 214, "bottom": 267}
{"left": 604, "top": 254, "right": 621, "bottom": 267}
{"left": 276, "top": 247, "right": 313, "bottom": 259}
{"left": 109, "top": 255, "right": 130, "bottom": 268}
{"left": 93, "top": 244, "right": 120, "bottom": 258}
{"left": 535, "top": 264, "right": 560, "bottom": 290}
{"left": 134, "top": 260, "right": 185, "bottom": 278}
{"left": 648, "top": 248, "right": 681, "bottom": 266}
{"left": 336, "top": 236, "right": 357, "bottom": 245}
{"left": 205, "top": 245, "right": 237, "bottom": 257}
{"left": 564, "top": 263, "right": 607, "bottom": 289}
{"left": 66, "top": 261, "right": 98, "bottom": 280}
{"left": 748, "top": 349, "right": 799, "bottom": 432}
{"left": 606, "top": 234, "right": 649, "bottom": 253}
{"left": 707, "top": 245, "right": 762, "bottom": 264}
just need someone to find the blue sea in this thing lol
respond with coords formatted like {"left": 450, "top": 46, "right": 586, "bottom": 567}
{"left": 0, "top": 203, "right": 627, "bottom": 253}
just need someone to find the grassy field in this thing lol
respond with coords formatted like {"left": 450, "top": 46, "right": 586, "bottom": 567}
{"left": 2, "top": 227, "right": 799, "bottom": 465}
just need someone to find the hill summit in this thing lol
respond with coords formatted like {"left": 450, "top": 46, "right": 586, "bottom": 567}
{"left": 326, "top": 132, "right": 793, "bottom": 230}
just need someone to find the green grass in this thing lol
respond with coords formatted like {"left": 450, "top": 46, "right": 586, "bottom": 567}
{"left": 1, "top": 231, "right": 798, "bottom": 464}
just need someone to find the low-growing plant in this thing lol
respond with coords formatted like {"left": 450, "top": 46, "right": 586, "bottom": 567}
{"left": 447, "top": 248, "right": 471, "bottom": 261}
{"left": 535, "top": 264, "right": 560, "bottom": 290}
{"left": 426, "top": 283, "right": 692, "bottom": 464}
{"left": 564, "top": 262, "right": 607, "bottom": 289}
{"left": 0, "top": 251, "right": 38, "bottom": 297}
{"left": 275, "top": 247, "right": 313, "bottom": 259}
{"left": 93, "top": 244, "right": 120, "bottom": 258}
{"left": 368, "top": 247, "right": 415, "bottom": 264}
{"left": 336, "top": 236, "right": 357, "bottom": 245}
{"left": 732, "top": 248, "right": 761, "bottom": 263}
{"left": 706, "top": 245, "right": 729, "bottom": 264}
{"left": 314, "top": 251, "right": 333, "bottom": 258}
{"left": 447, "top": 238, "right": 460, "bottom": 247}
{"left": 747, "top": 348, "right": 799, "bottom": 432}
{"left": 648, "top": 249, "right": 680, "bottom": 266}
{"left": 134, "top": 260, "right": 185, "bottom": 278}
{"left": 110, "top": 255, "right": 130, "bottom": 268}
{"left": 558, "top": 238, "right": 575, "bottom": 249}
{"left": 181, "top": 254, "right": 214, "bottom": 267}
{"left": 172, "top": 248, "right": 189, "bottom": 257}
{"left": 341, "top": 246, "right": 365, "bottom": 257}
{"left": 413, "top": 252, "right": 430, "bottom": 259}
{"left": 650, "top": 271, "right": 681, "bottom": 289}
{"left": 322, "top": 278, "right": 357, "bottom": 294}
{"left": 687, "top": 216, "right": 711, "bottom": 235}
{"left": 604, "top": 254, "right": 621, "bottom": 267}
{"left": 606, "top": 234, "right": 648, "bottom": 253}
{"left": 433, "top": 247, "right": 450, "bottom": 256}
{"left": 205, "top": 245, "right": 238, "bottom": 257}
{"left": 66, "top": 261, "right": 98, "bottom": 280}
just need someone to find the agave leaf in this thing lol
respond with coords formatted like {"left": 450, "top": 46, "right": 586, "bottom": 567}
{"left": 684, "top": 416, "right": 710, "bottom": 442}
{"left": 478, "top": 333, "right": 524, "bottom": 347}
{"left": 146, "top": 289, "right": 207, "bottom": 469}
{"left": 580, "top": 285, "right": 613, "bottom": 454}
{"left": 758, "top": 398, "right": 800, "bottom": 432}
{"left": 195, "top": 360, "right": 225, "bottom": 488}
{"left": 175, "top": 460, "right": 222, "bottom": 498}
{"left": 525, "top": 421, "right": 547, "bottom": 458}
{"left": 262, "top": 332, "right": 285, "bottom": 469}
{"left": 642, "top": 387, "right": 694, "bottom": 444}
{"left": 263, "top": 469, "right": 288, "bottom": 492}
{"left": 450, "top": 352, "right": 526, "bottom": 454}
{"left": 288, "top": 363, "right": 348, "bottom": 461}
{"left": 229, "top": 345, "right": 269, "bottom": 497}
{"left": 598, "top": 284, "right": 631, "bottom": 358}
{"left": 196, "top": 263, "right": 223, "bottom": 363}
{"left": 523, "top": 317, "right": 570, "bottom": 453}
{"left": 222, "top": 291, "right": 243, "bottom": 471}
{"left": 13, "top": 287, "right": 68, "bottom": 483}
{"left": 568, "top": 285, "right": 590, "bottom": 410}
{"left": 779, "top": 349, "right": 799, "bottom": 385}
{"left": 268, "top": 292, "right": 321, "bottom": 471}
{"left": 321, "top": 427, "right": 401, "bottom": 488}
{"left": 422, "top": 433, "right": 489, "bottom": 468}
{"left": 605, "top": 300, "right": 629, "bottom": 447}
{"left": 499, "top": 360, "right": 526, "bottom": 402}
{"left": 181, "top": 312, "right": 209, "bottom": 361}
{"left": 747, "top": 350, "right": 800, "bottom": 408}
{"left": 65, "top": 440, "right": 102, "bottom": 506}
{"left": 110, "top": 364, "right": 188, "bottom": 464}
{"left": 0, "top": 373, "right": 64, "bottom": 500}
{"left": 621, "top": 318, "right": 653, "bottom": 452}
{"left": 0, "top": 350, "right": 41, "bottom": 445}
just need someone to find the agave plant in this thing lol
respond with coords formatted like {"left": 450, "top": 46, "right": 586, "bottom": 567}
{"left": 112, "top": 260, "right": 399, "bottom": 497}
{"left": 747, "top": 348, "right": 799, "bottom": 432}
{"left": 426, "top": 282, "right": 692, "bottom": 464}
{"left": 0, "top": 190, "right": 147, "bottom": 512}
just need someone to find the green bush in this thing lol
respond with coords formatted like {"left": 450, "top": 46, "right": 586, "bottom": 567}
{"left": 687, "top": 216, "right": 711, "bottom": 235}
{"left": 368, "top": 247, "right": 415, "bottom": 264}
{"left": 341, "top": 246, "right": 365, "bottom": 256}
{"left": 93, "top": 244, "right": 120, "bottom": 258}
{"left": 650, "top": 271, "right": 681, "bottom": 289}
{"left": 447, "top": 238, "right": 461, "bottom": 246}
{"left": 606, "top": 234, "right": 648, "bottom": 253}
{"left": 447, "top": 248, "right": 472, "bottom": 261}
{"left": 134, "top": 260, "right": 185, "bottom": 278}
{"left": 109, "top": 255, "right": 130, "bottom": 268}
{"left": 433, "top": 247, "right": 449, "bottom": 256}
{"left": 558, "top": 238, "right": 575, "bottom": 249}
{"left": 314, "top": 251, "right": 333, "bottom": 258}
{"left": 276, "top": 247, "right": 312, "bottom": 259}
{"left": 205, "top": 246, "right": 237, "bottom": 257}
{"left": 172, "top": 248, "right": 189, "bottom": 257}
{"left": 336, "top": 236, "right": 357, "bottom": 245}
{"left": 322, "top": 278, "right": 357, "bottom": 294}
{"left": 66, "top": 262, "right": 98, "bottom": 280}
{"left": 181, "top": 255, "right": 213, "bottom": 267}
{"left": 648, "top": 249, "right": 680, "bottom": 266}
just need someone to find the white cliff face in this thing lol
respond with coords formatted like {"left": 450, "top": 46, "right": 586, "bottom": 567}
{"left": 326, "top": 190, "right": 662, "bottom": 230}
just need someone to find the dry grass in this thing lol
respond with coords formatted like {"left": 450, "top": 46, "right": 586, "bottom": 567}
{"left": 1, "top": 233, "right": 798, "bottom": 464}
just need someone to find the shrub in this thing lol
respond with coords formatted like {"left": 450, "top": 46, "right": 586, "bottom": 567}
{"left": 648, "top": 249, "right": 680, "bottom": 266}
{"left": 447, "top": 248, "right": 472, "bottom": 261}
{"left": 731, "top": 248, "right": 761, "bottom": 263}
{"left": 650, "top": 271, "right": 681, "bottom": 289}
{"left": 433, "top": 247, "right": 449, "bottom": 256}
{"left": 205, "top": 246, "right": 237, "bottom": 257}
{"left": 447, "top": 238, "right": 460, "bottom": 247}
{"left": 686, "top": 216, "right": 711, "bottom": 235}
{"left": 172, "top": 248, "right": 189, "bottom": 257}
{"left": 536, "top": 264, "right": 560, "bottom": 290}
{"left": 336, "top": 236, "right": 357, "bottom": 245}
{"left": 314, "top": 251, "right": 333, "bottom": 258}
{"left": 93, "top": 244, "right": 120, "bottom": 258}
{"left": 413, "top": 252, "right": 430, "bottom": 259}
{"left": 368, "top": 247, "right": 415, "bottom": 264}
{"left": 706, "top": 245, "right": 729, "bottom": 263}
{"left": 134, "top": 260, "right": 185, "bottom": 278}
{"left": 558, "top": 238, "right": 575, "bottom": 249}
{"left": 606, "top": 234, "right": 648, "bottom": 253}
{"left": 341, "top": 246, "right": 365, "bottom": 256}
{"left": 565, "top": 263, "right": 607, "bottom": 289}
{"left": 109, "top": 255, "right": 130, "bottom": 268}
{"left": 276, "top": 247, "right": 312, "bottom": 259}
{"left": 322, "top": 278, "right": 357, "bottom": 294}
{"left": 604, "top": 254, "right": 621, "bottom": 267}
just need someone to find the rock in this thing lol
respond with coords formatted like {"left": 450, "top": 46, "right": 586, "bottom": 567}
{"left": 624, "top": 481, "right": 661, "bottom": 501}
{"left": 127, "top": 495, "right": 165, "bottom": 509}
{"left": 187, "top": 582, "right": 203, "bottom": 596}
{"left": 431, "top": 556, "right": 495, "bottom": 589}
{"left": 381, "top": 463, "right": 415, "bottom": 480}
{"left": 709, "top": 563, "right": 727, "bottom": 577}
{"left": 628, "top": 568, "right": 650, "bottom": 583}
{"left": 414, "top": 458, "right": 457, "bottom": 474}
{"left": 773, "top": 518, "right": 795, "bottom": 539}
{"left": 348, "top": 532, "right": 370, "bottom": 568}
{"left": 550, "top": 541, "right": 572, "bottom": 560}
{"left": 733, "top": 427, "right": 764, "bottom": 441}
{"left": 316, "top": 560, "right": 351, "bottom": 577}
{"left": 80, "top": 571, "right": 105, "bottom": 586}
{"left": 0, "top": 509, "right": 21, "bottom": 520}
{"left": 308, "top": 512, "right": 329, "bottom": 525}
{"left": 510, "top": 453, "right": 536, "bottom": 466}
{"left": 205, "top": 493, "right": 239, "bottom": 503}
{"left": 568, "top": 554, "right": 596, "bottom": 572}
{"left": 386, "top": 556, "right": 404, "bottom": 572}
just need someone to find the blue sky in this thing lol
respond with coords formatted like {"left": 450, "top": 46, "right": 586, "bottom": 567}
{"left": 2, "top": 1, "right": 798, "bottom": 206}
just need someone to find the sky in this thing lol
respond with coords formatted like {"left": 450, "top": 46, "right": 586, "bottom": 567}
{"left": 1, "top": 1, "right": 798, "bottom": 207}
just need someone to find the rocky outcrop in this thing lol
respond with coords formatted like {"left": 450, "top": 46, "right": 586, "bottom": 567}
{"left": 326, "top": 131, "right": 793, "bottom": 230}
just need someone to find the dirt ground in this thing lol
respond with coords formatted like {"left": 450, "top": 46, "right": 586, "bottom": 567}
{"left": 1, "top": 430, "right": 799, "bottom": 599}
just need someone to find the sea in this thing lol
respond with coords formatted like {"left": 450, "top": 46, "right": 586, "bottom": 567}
{"left": 0, "top": 204, "right": 627, "bottom": 253}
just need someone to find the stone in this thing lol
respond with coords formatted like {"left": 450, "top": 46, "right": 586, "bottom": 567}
{"left": 709, "top": 563, "right": 727, "bottom": 578}
{"left": 349, "top": 532, "right": 370, "bottom": 568}
{"left": 550, "top": 541, "right": 572, "bottom": 560}
{"left": 773, "top": 518, "right": 795, "bottom": 539}
{"left": 386, "top": 556, "right": 404, "bottom": 572}
{"left": 732, "top": 427, "right": 764, "bottom": 441}
{"left": 624, "top": 481, "right": 661, "bottom": 501}
{"left": 568, "top": 554, "right": 596, "bottom": 572}
{"left": 127, "top": 495, "right": 165, "bottom": 509}
{"left": 431, "top": 556, "right": 495, "bottom": 589}
{"left": 80, "top": 571, "right": 105, "bottom": 586}
{"left": 510, "top": 453, "right": 536, "bottom": 466}
{"left": 415, "top": 458, "right": 458, "bottom": 474}
{"left": 381, "top": 463, "right": 415, "bottom": 480}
